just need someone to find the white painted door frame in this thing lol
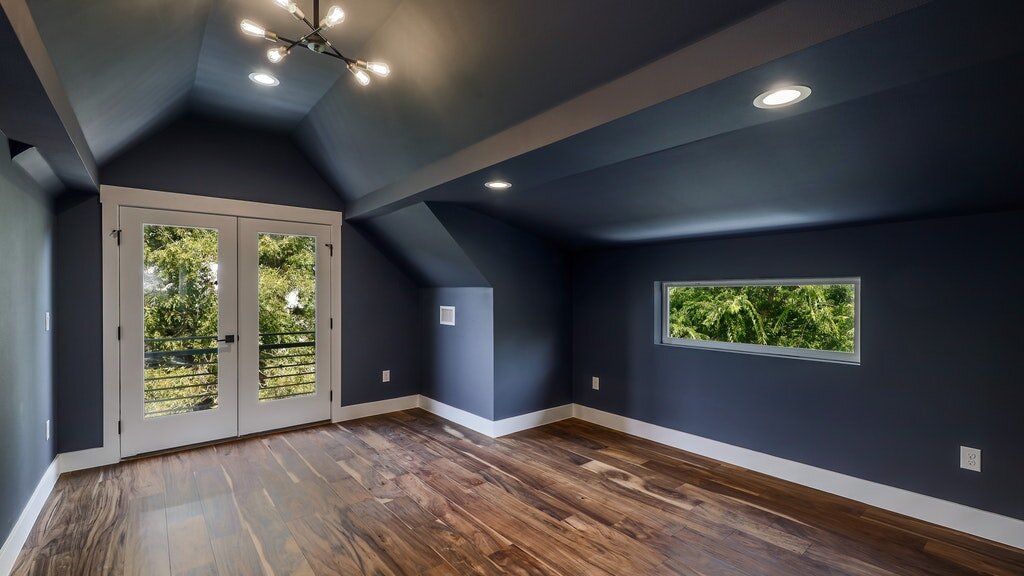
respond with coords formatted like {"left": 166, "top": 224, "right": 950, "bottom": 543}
{"left": 95, "top": 186, "right": 342, "bottom": 464}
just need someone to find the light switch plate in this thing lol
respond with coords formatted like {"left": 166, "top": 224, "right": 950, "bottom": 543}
{"left": 591, "top": 377, "right": 600, "bottom": 390}
{"left": 382, "top": 370, "right": 391, "bottom": 383}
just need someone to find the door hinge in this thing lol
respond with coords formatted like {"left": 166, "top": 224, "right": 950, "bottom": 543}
{"left": 330, "top": 317, "right": 333, "bottom": 330}
{"left": 330, "top": 390, "right": 333, "bottom": 402}
{"left": 117, "top": 326, "right": 121, "bottom": 340}
{"left": 111, "top": 229, "right": 122, "bottom": 246}
{"left": 325, "top": 243, "right": 334, "bottom": 257}
{"left": 117, "top": 420, "right": 121, "bottom": 435}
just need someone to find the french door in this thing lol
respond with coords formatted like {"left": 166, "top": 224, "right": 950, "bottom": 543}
{"left": 237, "top": 218, "right": 332, "bottom": 435}
{"left": 119, "top": 207, "right": 332, "bottom": 457}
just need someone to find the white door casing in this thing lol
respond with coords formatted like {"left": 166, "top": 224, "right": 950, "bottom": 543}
{"left": 106, "top": 186, "right": 342, "bottom": 459}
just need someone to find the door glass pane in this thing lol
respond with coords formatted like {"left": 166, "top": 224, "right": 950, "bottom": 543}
{"left": 143, "top": 225, "right": 220, "bottom": 418}
{"left": 258, "top": 233, "right": 317, "bottom": 401}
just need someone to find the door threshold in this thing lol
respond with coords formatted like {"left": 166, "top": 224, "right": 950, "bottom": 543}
{"left": 123, "top": 419, "right": 332, "bottom": 462}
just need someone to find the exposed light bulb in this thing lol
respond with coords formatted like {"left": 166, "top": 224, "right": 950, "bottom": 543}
{"left": 273, "top": 0, "right": 304, "bottom": 18}
{"left": 321, "top": 5, "right": 345, "bottom": 27}
{"left": 240, "top": 19, "right": 266, "bottom": 37}
{"left": 365, "top": 62, "right": 390, "bottom": 77}
{"left": 267, "top": 46, "right": 288, "bottom": 63}
{"left": 349, "top": 65, "right": 370, "bottom": 86}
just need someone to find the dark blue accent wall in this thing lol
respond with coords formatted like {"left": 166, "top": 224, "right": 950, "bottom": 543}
{"left": 54, "top": 114, "right": 420, "bottom": 450}
{"left": 0, "top": 134, "right": 55, "bottom": 545}
{"left": 430, "top": 204, "right": 572, "bottom": 419}
{"left": 421, "top": 287, "right": 495, "bottom": 419}
{"left": 54, "top": 194, "right": 102, "bottom": 452}
{"left": 341, "top": 224, "right": 421, "bottom": 405}
{"left": 101, "top": 114, "right": 344, "bottom": 211}
{"left": 572, "top": 211, "right": 1024, "bottom": 520}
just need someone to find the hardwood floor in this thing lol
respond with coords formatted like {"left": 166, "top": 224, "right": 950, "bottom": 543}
{"left": 14, "top": 409, "right": 1024, "bottom": 575}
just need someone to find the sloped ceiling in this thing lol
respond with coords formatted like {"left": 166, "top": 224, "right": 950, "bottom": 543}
{"left": 190, "top": 0, "right": 401, "bottom": 130}
{"left": 0, "top": 6, "right": 94, "bottom": 190}
{"left": 8, "top": 0, "right": 1023, "bottom": 266}
{"left": 27, "top": 0, "right": 213, "bottom": 163}
{"left": 295, "top": 0, "right": 778, "bottom": 202}
{"left": 360, "top": 202, "right": 488, "bottom": 287}
{"left": 20, "top": 0, "right": 775, "bottom": 190}
{"left": 358, "top": 0, "right": 1024, "bottom": 246}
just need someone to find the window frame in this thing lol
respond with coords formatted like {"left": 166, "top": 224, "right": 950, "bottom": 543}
{"left": 660, "top": 277, "right": 861, "bottom": 364}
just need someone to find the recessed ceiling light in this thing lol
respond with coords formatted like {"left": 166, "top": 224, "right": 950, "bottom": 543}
{"left": 485, "top": 180, "right": 512, "bottom": 190}
{"left": 753, "top": 85, "right": 811, "bottom": 109}
{"left": 249, "top": 72, "right": 280, "bottom": 86}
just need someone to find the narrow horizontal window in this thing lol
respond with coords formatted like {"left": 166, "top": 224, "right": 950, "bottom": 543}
{"left": 661, "top": 278, "right": 859, "bottom": 364}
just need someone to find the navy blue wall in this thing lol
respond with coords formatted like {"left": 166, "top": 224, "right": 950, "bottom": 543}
{"left": 421, "top": 287, "right": 494, "bottom": 419}
{"left": 431, "top": 204, "right": 572, "bottom": 419}
{"left": 341, "top": 224, "right": 420, "bottom": 405}
{"left": 54, "top": 194, "right": 102, "bottom": 452}
{"left": 0, "top": 134, "right": 55, "bottom": 545}
{"left": 101, "top": 114, "right": 344, "bottom": 210}
{"left": 572, "top": 211, "right": 1024, "bottom": 520}
{"left": 55, "top": 114, "right": 420, "bottom": 450}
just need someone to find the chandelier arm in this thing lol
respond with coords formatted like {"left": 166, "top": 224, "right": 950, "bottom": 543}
{"left": 289, "top": 26, "right": 323, "bottom": 49}
{"left": 317, "top": 50, "right": 351, "bottom": 63}
{"left": 319, "top": 38, "right": 352, "bottom": 64}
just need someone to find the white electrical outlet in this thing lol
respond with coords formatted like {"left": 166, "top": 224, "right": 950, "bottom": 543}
{"left": 382, "top": 370, "right": 391, "bottom": 383}
{"left": 960, "top": 446, "right": 981, "bottom": 472}
{"left": 46, "top": 419, "right": 50, "bottom": 441}
{"left": 592, "top": 376, "right": 600, "bottom": 390}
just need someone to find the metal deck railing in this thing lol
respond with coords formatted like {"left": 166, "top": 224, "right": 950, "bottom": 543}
{"left": 143, "top": 331, "right": 316, "bottom": 417}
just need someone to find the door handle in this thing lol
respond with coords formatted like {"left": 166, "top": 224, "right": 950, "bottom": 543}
{"left": 217, "top": 335, "right": 236, "bottom": 344}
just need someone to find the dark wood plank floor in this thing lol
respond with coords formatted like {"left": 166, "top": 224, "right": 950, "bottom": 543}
{"left": 14, "top": 409, "right": 1024, "bottom": 575}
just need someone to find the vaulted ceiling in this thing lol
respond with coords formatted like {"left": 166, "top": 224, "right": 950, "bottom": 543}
{"left": 22, "top": 0, "right": 775, "bottom": 185}
{"left": 5, "top": 0, "right": 1024, "bottom": 253}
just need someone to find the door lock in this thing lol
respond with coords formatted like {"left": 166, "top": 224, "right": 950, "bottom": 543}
{"left": 217, "top": 335, "right": 236, "bottom": 343}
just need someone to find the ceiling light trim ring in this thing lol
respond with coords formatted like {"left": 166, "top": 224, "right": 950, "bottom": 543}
{"left": 753, "top": 85, "right": 812, "bottom": 109}
{"left": 249, "top": 72, "right": 280, "bottom": 86}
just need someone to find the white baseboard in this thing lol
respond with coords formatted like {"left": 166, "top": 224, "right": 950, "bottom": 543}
{"left": 334, "top": 394, "right": 420, "bottom": 423}
{"left": 572, "top": 404, "right": 1024, "bottom": 551}
{"left": 416, "top": 397, "right": 572, "bottom": 438}
{"left": 492, "top": 404, "right": 574, "bottom": 437}
{"left": 58, "top": 445, "right": 118, "bottom": 474}
{"left": 418, "top": 396, "right": 497, "bottom": 436}
{"left": 0, "top": 457, "right": 60, "bottom": 575}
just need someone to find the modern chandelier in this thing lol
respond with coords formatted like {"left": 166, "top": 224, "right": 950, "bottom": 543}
{"left": 240, "top": 0, "right": 390, "bottom": 86}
